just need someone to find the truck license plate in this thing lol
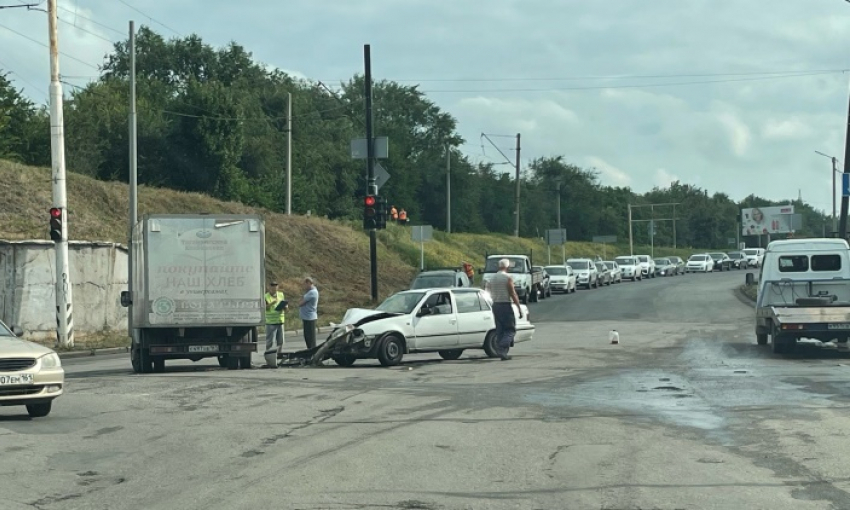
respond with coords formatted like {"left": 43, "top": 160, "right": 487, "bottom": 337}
{"left": 188, "top": 345, "right": 217, "bottom": 353}
{"left": 828, "top": 324, "right": 850, "bottom": 330}
{"left": 0, "top": 374, "right": 34, "bottom": 385}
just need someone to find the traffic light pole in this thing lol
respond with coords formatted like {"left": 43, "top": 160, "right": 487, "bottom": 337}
{"left": 364, "top": 44, "right": 378, "bottom": 302}
{"left": 48, "top": 0, "right": 74, "bottom": 348}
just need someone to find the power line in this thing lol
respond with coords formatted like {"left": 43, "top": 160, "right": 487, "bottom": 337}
{"left": 0, "top": 57, "right": 47, "bottom": 97}
{"left": 0, "top": 22, "right": 100, "bottom": 69}
{"left": 417, "top": 70, "right": 847, "bottom": 93}
{"left": 56, "top": 14, "right": 116, "bottom": 44}
{"left": 347, "top": 68, "right": 850, "bottom": 83}
{"left": 115, "top": 0, "right": 180, "bottom": 36}
{"left": 57, "top": 4, "right": 124, "bottom": 37}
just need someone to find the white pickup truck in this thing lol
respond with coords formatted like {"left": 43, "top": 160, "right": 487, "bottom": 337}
{"left": 754, "top": 238, "right": 850, "bottom": 354}
{"left": 480, "top": 254, "right": 544, "bottom": 304}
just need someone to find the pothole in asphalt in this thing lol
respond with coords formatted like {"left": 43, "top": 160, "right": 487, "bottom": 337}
{"left": 653, "top": 385, "right": 683, "bottom": 391}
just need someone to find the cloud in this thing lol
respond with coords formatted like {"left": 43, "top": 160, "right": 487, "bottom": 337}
{"left": 655, "top": 168, "right": 680, "bottom": 188}
{"left": 715, "top": 112, "right": 751, "bottom": 157}
{"left": 762, "top": 118, "right": 814, "bottom": 141}
{"left": 585, "top": 156, "right": 631, "bottom": 187}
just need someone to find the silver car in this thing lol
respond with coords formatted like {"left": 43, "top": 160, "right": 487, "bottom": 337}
{"left": 0, "top": 320, "right": 64, "bottom": 418}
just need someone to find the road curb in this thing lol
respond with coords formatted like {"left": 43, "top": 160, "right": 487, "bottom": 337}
{"left": 734, "top": 286, "right": 756, "bottom": 308}
{"left": 57, "top": 346, "right": 130, "bottom": 359}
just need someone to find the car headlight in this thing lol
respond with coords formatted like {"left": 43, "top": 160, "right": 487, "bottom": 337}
{"left": 40, "top": 352, "right": 61, "bottom": 369}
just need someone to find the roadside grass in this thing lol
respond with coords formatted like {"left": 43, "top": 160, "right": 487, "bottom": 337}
{"left": 1, "top": 159, "right": 724, "bottom": 344}
{"left": 740, "top": 283, "right": 758, "bottom": 301}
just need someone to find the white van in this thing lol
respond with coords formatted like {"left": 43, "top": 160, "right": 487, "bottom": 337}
{"left": 755, "top": 238, "right": 850, "bottom": 353}
{"left": 742, "top": 247, "right": 765, "bottom": 267}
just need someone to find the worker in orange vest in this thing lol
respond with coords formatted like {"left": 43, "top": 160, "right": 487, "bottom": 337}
{"left": 398, "top": 209, "right": 408, "bottom": 225}
{"left": 390, "top": 205, "right": 398, "bottom": 221}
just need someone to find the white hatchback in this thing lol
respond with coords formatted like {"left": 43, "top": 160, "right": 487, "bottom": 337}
{"left": 686, "top": 254, "right": 715, "bottom": 273}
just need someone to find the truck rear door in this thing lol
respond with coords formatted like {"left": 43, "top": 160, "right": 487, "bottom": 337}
{"left": 146, "top": 216, "right": 263, "bottom": 326}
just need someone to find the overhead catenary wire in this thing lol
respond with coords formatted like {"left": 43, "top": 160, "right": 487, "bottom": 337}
{"left": 0, "top": 22, "right": 100, "bottom": 69}
{"left": 115, "top": 0, "right": 180, "bottom": 36}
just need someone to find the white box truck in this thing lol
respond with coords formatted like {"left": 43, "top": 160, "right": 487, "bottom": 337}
{"left": 120, "top": 214, "right": 265, "bottom": 373}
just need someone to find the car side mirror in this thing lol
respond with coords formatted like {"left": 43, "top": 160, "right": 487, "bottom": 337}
{"left": 11, "top": 325, "right": 23, "bottom": 337}
{"left": 120, "top": 290, "right": 132, "bottom": 308}
{"left": 417, "top": 306, "right": 432, "bottom": 317}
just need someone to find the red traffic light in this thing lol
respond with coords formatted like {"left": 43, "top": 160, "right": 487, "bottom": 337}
{"left": 50, "top": 207, "right": 62, "bottom": 218}
{"left": 364, "top": 196, "right": 376, "bottom": 207}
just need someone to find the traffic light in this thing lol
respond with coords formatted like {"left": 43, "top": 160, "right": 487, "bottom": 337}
{"left": 363, "top": 195, "right": 378, "bottom": 230}
{"left": 49, "top": 207, "right": 63, "bottom": 242}
{"left": 376, "top": 195, "right": 388, "bottom": 230}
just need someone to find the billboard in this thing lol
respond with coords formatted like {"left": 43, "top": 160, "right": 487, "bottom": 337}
{"left": 741, "top": 206, "right": 795, "bottom": 235}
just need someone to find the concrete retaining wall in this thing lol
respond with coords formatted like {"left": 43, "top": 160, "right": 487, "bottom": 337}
{"left": 0, "top": 240, "right": 128, "bottom": 340}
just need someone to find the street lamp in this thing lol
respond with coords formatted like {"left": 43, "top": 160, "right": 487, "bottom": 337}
{"left": 815, "top": 150, "right": 841, "bottom": 234}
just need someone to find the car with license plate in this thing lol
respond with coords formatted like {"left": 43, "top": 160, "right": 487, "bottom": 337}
{"left": 635, "top": 254, "right": 656, "bottom": 278}
{"left": 568, "top": 258, "right": 600, "bottom": 289}
{"left": 708, "top": 252, "right": 734, "bottom": 271}
{"left": 328, "top": 288, "right": 534, "bottom": 366}
{"left": 726, "top": 251, "right": 749, "bottom": 269}
{"left": 595, "top": 261, "right": 612, "bottom": 286}
{"left": 653, "top": 257, "right": 677, "bottom": 276}
{"left": 667, "top": 256, "right": 686, "bottom": 274}
{"left": 614, "top": 256, "right": 642, "bottom": 281}
{"left": 544, "top": 265, "right": 577, "bottom": 293}
{"left": 686, "top": 254, "right": 715, "bottom": 273}
{"left": 603, "top": 261, "right": 623, "bottom": 283}
{"left": 0, "top": 320, "right": 64, "bottom": 418}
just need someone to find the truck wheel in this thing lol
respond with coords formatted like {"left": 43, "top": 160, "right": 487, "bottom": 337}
{"left": 239, "top": 355, "right": 253, "bottom": 369}
{"left": 217, "top": 355, "right": 228, "bottom": 368}
{"left": 332, "top": 355, "right": 357, "bottom": 367}
{"left": 131, "top": 347, "right": 152, "bottom": 374}
{"left": 438, "top": 349, "right": 464, "bottom": 360}
{"left": 521, "top": 291, "right": 528, "bottom": 305}
{"left": 226, "top": 356, "right": 240, "bottom": 370}
{"left": 483, "top": 332, "right": 499, "bottom": 358}
{"left": 152, "top": 358, "right": 165, "bottom": 373}
{"left": 756, "top": 333, "right": 768, "bottom": 345}
{"left": 377, "top": 335, "right": 404, "bottom": 367}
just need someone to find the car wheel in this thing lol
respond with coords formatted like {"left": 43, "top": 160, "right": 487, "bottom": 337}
{"left": 521, "top": 291, "right": 529, "bottom": 305}
{"left": 438, "top": 349, "right": 464, "bottom": 361}
{"left": 332, "top": 354, "right": 357, "bottom": 367}
{"left": 377, "top": 334, "right": 405, "bottom": 367}
{"left": 483, "top": 332, "right": 499, "bottom": 358}
{"left": 26, "top": 402, "right": 52, "bottom": 418}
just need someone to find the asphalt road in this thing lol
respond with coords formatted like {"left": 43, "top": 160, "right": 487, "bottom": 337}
{"left": 5, "top": 270, "right": 850, "bottom": 509}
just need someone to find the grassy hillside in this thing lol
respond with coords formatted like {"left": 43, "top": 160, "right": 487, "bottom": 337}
{"left": 0, "top": 160, "right": 710, "bottom": 335}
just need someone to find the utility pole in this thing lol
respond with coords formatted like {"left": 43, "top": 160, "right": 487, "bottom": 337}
{"left": 840, "top": 87, "right": 850, "bottom": 239}
{"left": 672, "top": 203, "right": 677, "bottom": 249}
{"left": 128, "top": 20, "right": 138, "bottom": 339}
{"left": 514, "top": 133, "right": 521, "bottom": 237}
{"left": 446, "top": 144, "right": 451, "bottom": 234}
{"left": 650, "top": 204, "right": 655, "bottom": 258}
{"left": 286, "top": 92, "right": 292, "bottom": 215}
{"left": 48, "top": 0, "right": 74, "bottom": 348}
{"left": 364, "top": 44, "right": 378, "bottom": 301}
{"left": 556, "top": 182, "right": 561, "bottom": 231}
{"left": 627, "top": 203, "right": 634, "bottom": 256}
{"left": 815, "top": 151, "right": 839, "bottom": 235}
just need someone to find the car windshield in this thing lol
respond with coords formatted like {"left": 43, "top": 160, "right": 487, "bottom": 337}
{"left": 411, "top": 275, "right": 454, "bottom": 289}
{"left": 728, "top": 253, "right": 743, "bottom": 259}
{"left": 376, "top": 292, "right": 426, "bottom": 314}
{"left": 484, "top": 257, "right": 526, "bottom": 273}
{"left": 545, "top": 266, "right": 568, "bottom": 275}
{"left": 689, "top": 255, "right": 706, "bottom": 261}
{"left": 615, "top": 257, "right": 635, "bottom": 265}
{"left": 654, "top": 259, "right": 669, "bottom": 265}
{"left": 567, "top": 261, "right": 589, "bottom": 270}
{"left": 709, "top": 253, "right": 724, "bottom": 260}
{"left": 743, "top": 249, "right": 759, "bottom": 256}
{"left": 604, "top": 262, "right": 615, "bottom": 269}
{"left": 637, "top": 256, "right": 649, "bottom": 262}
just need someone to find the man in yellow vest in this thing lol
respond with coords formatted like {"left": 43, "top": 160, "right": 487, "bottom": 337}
{"left": 264, "top": 281, "right": 287, "bottom": 355}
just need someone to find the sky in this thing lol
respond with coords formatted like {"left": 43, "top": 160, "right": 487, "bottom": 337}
{"left": 2, "top": 0, "right": 850, "bottom": 214}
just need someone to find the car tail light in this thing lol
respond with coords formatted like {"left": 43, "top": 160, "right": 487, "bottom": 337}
{"left": 781, "top": 324, "right": 804, "bottom": 330}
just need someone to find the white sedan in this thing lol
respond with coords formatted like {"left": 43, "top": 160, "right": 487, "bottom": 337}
{"left": 544, "top": 265, "right": 577, "bottom": 293}
{"left": 686, "top": 254, "right": 715, "bottom": 273}
{"left": 0, "top": 320, "right": 64, "bottom": 418}
{"left": 331, "top": 288, "right": 534, "bottom": 366}
{"left": 603, "top": 261, "right": 623, "bottom": 283}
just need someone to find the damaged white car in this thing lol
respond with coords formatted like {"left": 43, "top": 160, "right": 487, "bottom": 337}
{"left": 321, "top": 288, "right": 534, "bottom": 367}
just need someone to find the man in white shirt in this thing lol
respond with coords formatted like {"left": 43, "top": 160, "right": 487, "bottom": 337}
{"left": 299, "top": 277, "right": 319, "bottom": 349}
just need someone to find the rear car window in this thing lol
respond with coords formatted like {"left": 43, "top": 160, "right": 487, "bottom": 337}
{"left": 812, "top": 254, "right": 842, "bottom": 272}
{"left": 454, "top": 291, "right": 484, "bottom": 313}
{"left": 778, "top": 255, "right": 808, "bottom": 272}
